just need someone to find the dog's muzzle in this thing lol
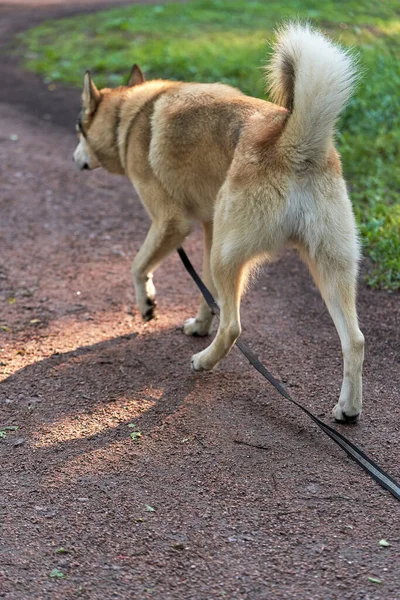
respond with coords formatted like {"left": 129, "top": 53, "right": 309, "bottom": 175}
{"left": 72, "top": 155, "right": 90, "bottom": 170}
{"left": 73, "top": 138, "right": 95, "bottom": 171}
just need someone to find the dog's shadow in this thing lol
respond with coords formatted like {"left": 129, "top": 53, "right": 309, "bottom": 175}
{"left": 0, "top": 254, "right": 365, "bottom": 477}
{"left": 0, "top": 320, "right": 325, "bottom": 457}
{"left": 0, "top": 320, "right": 377, "bottom": 513}
{"left": 0, "top": 328, "right": 205, "bottom": 464}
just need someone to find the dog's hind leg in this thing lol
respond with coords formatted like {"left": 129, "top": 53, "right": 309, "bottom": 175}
{"left": 132, "top": 217, "right": 191, "bottom": 321}
{"left": 183, "top": 221, "right": 217, "bottom": 337}
{"left": 301, "top": 242, "right": 365, "bottom": 423}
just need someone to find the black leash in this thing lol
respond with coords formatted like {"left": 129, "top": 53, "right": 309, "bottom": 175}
{"left": 177, "top": 246, "right": 400, "bottom": 502}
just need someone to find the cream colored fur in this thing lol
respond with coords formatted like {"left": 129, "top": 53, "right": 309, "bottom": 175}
{"left": 73, "top": 24, "right": 364, "bottom": 422}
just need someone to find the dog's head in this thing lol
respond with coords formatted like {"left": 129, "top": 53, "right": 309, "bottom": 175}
{"left": 73, "top": 64, "right": 145, "bottom": 173}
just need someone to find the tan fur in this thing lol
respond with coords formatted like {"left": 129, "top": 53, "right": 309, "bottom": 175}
{"left": 73, "top": 23, "right": 364, "bottom": 422}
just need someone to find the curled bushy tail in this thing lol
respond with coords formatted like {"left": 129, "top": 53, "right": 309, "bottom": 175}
{"left": 266, "top": 23, "right": 358, "bottom": 168}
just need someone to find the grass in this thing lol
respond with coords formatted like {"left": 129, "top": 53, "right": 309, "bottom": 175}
{"left": 19, "top": 0, "right": 400, "bottom": 290}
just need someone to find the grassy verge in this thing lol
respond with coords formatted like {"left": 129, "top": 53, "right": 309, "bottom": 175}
{"left": 20, "top": 0, "right": 400, "bottom": 289}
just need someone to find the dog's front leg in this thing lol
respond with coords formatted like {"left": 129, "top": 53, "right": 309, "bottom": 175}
{"left": 191, "top": 251, "right": 245, "bottom": 370}
{"left": 184, "top": 221, "right": 217, "bottom": 337}
{"left": 132, "top": 219, "right": 191, "bottom": 321}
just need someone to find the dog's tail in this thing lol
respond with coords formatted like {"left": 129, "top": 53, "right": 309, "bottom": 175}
{"left": 266, "top": 23, "right": 357, "bottom": 169}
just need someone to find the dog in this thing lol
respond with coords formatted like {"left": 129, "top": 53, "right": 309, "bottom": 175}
{"left": 73, "top": 23, "right": 365, "bottom": 422}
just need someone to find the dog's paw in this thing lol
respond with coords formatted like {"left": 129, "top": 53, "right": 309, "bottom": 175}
{"left": 183, "top": 317, "right": 212, "bottom": 337}
{"left": 142, "top": 297, "right": 157, "bottom": 322}
{"left": 134, "top": 275, "right": 157, "bottom": 321}
{"left": 191, "top": 349, "right": 215, "bottom": 372}
{"left": 332, "top": 403, "right": 361, "bottom": 423}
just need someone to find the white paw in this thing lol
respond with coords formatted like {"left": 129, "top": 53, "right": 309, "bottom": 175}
{"left": 332, "top": 402, "right": 361, "bottom": 423}
{"left": 191, "top": 349, "right": 215, "bottom": 372}
{"left": 183, "top": 317, "right": 212, "bottom": 337}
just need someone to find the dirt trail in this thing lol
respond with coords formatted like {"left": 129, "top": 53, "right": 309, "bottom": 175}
{"left": 0, "top": 2, "right": 399, "bottom": 599}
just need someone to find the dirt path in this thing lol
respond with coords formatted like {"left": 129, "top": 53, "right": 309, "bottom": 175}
{"left": 0, "top": 2, "right": 399, "bottom": 599}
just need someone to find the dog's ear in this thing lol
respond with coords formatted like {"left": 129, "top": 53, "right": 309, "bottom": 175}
{"left": 127, "top": 64, "right": 145, "bottom": 87}
{"left": 82, "top": 70, "right": 101, "bottom": 114}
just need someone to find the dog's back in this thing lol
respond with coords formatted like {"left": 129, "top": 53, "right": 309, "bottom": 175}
{"left": 120, "top": 81, "right": 288, "bottom": 221}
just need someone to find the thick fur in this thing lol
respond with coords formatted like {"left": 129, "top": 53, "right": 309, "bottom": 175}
{"left": 74, "top": 23, "right": 364, "bottom": 422}
{"left": 267, "top": 23, "right": 358, "bottom": 169}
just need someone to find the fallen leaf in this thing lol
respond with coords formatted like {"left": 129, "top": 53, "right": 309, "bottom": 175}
{"left": 0, "top": 425, "right": 19, "bottom": 439}
{"left": 49, "top": 568, "right": 64, "bottom": 578}
{"left": 379, "top": 539, "right": 390, "bottom": 547}
{"left": 368, "top": 577, "right": 383, "bottom": 584}
{"left": 145, "top": 504, "right": 155, "bottom": 512}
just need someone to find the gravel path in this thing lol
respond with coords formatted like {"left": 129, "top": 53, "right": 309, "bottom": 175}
{"left": 0, "top": 2, "right": 399, "bottom": 598}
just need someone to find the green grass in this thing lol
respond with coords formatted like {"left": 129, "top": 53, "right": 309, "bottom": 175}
{"left": 20, "top": 0, "right": 400, "bottom": 290}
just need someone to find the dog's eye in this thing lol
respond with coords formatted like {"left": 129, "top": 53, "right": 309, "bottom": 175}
{"left": 76, "top": 116, "right": 86, "bottom": 137}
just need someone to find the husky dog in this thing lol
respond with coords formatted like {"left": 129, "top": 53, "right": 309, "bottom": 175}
{"left": 74, "top": 23, "right": 364, "bottom": 422}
